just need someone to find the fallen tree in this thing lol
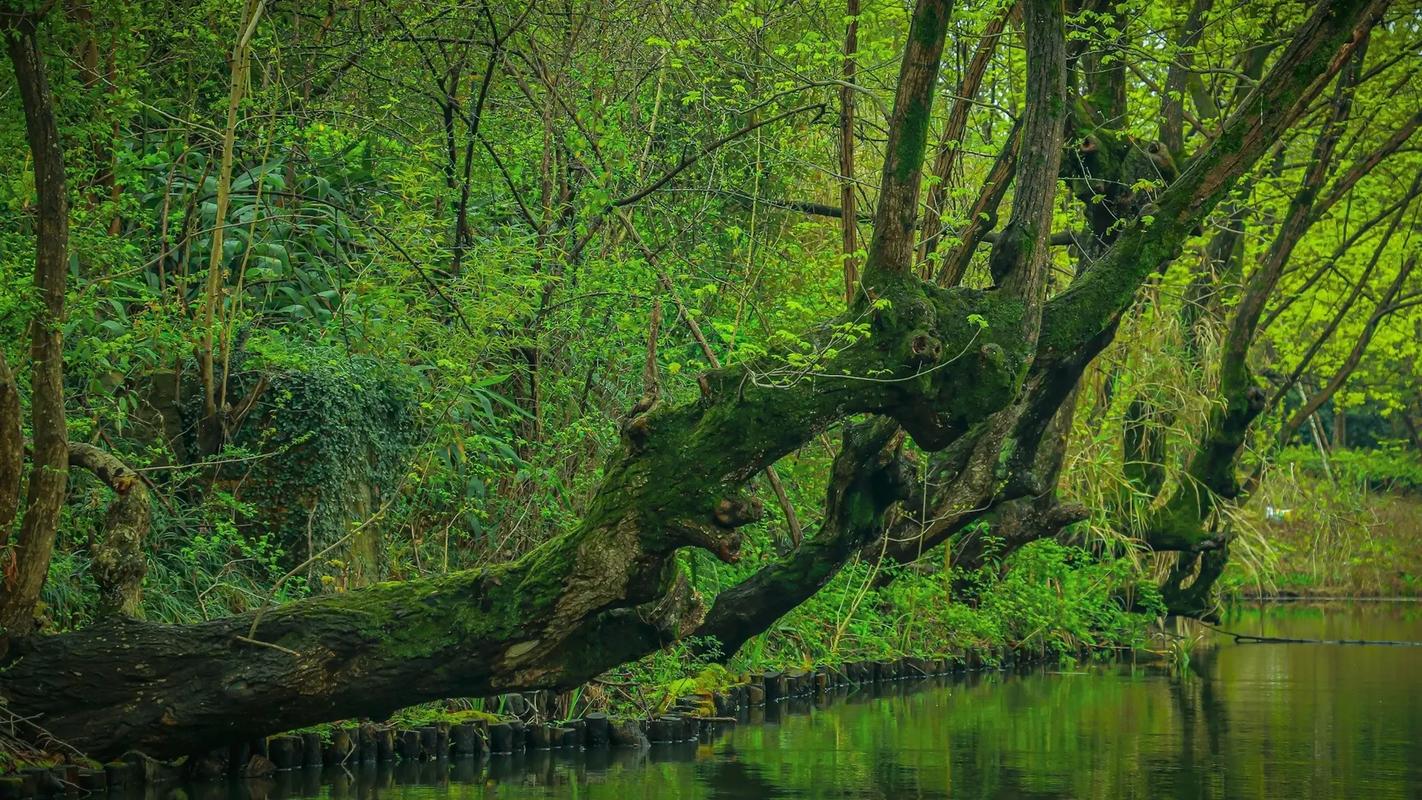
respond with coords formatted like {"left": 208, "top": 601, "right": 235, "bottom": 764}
{"left": 0, "top": 0, "right": 1387, "bottom": 760}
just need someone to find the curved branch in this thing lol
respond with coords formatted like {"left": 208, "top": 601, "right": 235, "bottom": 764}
{"left": 68, "top": 444, "right": 152, "bottom": 618}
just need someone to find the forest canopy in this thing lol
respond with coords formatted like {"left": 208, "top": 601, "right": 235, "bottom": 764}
{"left": 1, "top": 0, "right": 1420, "bottom": 761}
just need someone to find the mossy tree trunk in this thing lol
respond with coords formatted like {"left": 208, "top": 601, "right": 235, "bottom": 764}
{"left": 67, "top": 443, "right": 152, "bottom": 618}
{"left": 0, "top": 0, "right": 1388, "bottom": 759}
{"left": 0, "top": 352, "right": 22, "bottom": 538}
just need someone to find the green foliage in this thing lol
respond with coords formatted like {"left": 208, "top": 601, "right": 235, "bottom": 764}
{"left": 1237, "top": 468, "right": 1422, "bottom": 598}
{"left": 214, "top": 344, "right": 420, "bottom": 560}
{"left": 602, "top": 639, "right": 738, "bottom": 716}
{"left": 715, "top": 539, "right": 1160, "bottom": 675}
{"left": 1278, "top": 446, "right": 1422, "bottom": 494}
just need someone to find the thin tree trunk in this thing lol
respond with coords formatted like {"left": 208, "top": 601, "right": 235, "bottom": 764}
{"left": 861, "top": 0, "right": 952, "bottom": 283}
{"left": 1266, "top": 185, "right": 1414, "bottom": 417}
{"left": 0, "top": 14, "right": 71, "bottom": 637}
{"left": 196, "top": 0, "right": 266, "bottom": 458}
{"left": 920, "top": 7, "right": 1010, "bottom": 267}
{"left": 1159, "top": 0, "right": 1211, "bottom": 157}
{"left": 839, "top": 0, "right": 859, "bottom": 303}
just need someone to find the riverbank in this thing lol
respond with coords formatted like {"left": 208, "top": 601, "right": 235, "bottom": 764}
{"left": 0, "top": 642, "right": 1119, "bottom": 799}
{"left": 1231, "top": 470, "right": 1422, "bottom": 599}
{"left": 0, "top": 538, "right": 1163, "bottom": 792}
{"left": 8, "top": 601, "right": 1418, "bottom": 799}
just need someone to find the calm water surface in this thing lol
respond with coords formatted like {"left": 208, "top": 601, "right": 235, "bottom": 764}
{"left": 233, "top": 602, "right": 1422, "bottom": 799}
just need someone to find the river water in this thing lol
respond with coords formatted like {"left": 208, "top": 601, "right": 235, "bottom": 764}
{"left": 235, "top": 602, "right": 1422, "bottom": 799}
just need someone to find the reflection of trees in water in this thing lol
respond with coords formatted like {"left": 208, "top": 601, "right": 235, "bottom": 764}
{"left": 1160, "top": 645, "right": 1229, "bottom": 800}
{"left": 693, "top": 749, "right": 788, "bottom": 800}
{"left": 226, "top": 627, "right": 1422, "bottom": 800}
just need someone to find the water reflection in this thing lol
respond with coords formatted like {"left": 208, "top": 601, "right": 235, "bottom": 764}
{"left": 166, "top": 602, "right": 1422, "bottom": 799}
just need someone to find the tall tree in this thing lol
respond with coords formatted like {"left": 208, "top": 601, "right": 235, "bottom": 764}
{"left": 0, "top": 8, "right": 71, "bottom": 640}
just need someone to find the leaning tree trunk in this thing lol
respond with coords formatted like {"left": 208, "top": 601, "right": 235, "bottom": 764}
{"left": 1144, "top": 30, "right": 1402, "bottom": 574}
{"left": 0, "top": 0, "right": 1386, "bottom": 761}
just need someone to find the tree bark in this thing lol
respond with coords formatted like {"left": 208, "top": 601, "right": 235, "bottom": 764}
{"left": 862, "top": 0, "right": 952, "bottom": 283}
{"left": 0, "top": 13, "right": 71, "bottom": 639}
{"left": 692, "top": 419, "right": 912, "bottom": 656}
{"left": 0, "top": 352, "right": 21, "bottom": 539}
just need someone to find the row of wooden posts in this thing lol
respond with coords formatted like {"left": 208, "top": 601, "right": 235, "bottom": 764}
{"left": 2, "top": 648, "right": 1041, "bottom": 798}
